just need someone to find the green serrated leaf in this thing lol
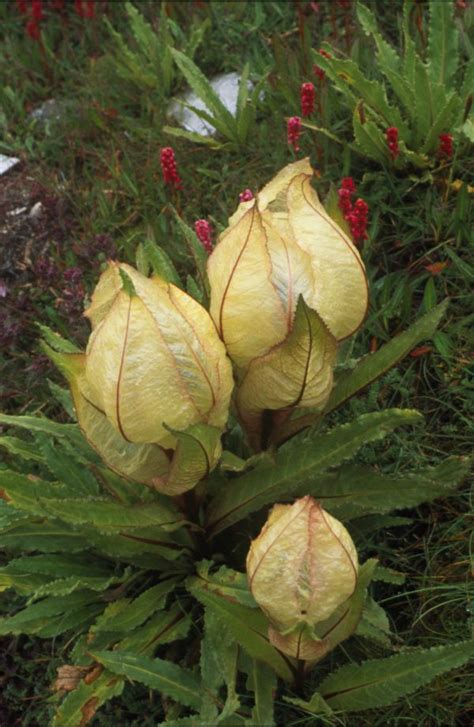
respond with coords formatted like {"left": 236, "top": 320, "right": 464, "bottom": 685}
{"left": 93, "top": 579, "right": 178, "bottom": 633}
{"left": 116, "top": 606, "right": 190, "bottom": 655}
{"left": 91, "top": 651, "right": 202, "bottom": 709}
{"left": 0, "top": 436, "right": 44, "bottom": 462}
{"left": 320, "top": 640, "right": 474, "bottom": 712}
{"left": 39, "top": 497, "right": 185, "bottom": 533}
{"left": 170, "top": 48, "right": 237, "bottom": 141}
{"left": 0, "top": 519, "right": 90, "bottom": 553}
{"left": 36, "top": 323, "right": 81, "bottom": 353}
{"left": 352, "top": 107, "right": 388, "bottom": 164}
{"left": 304, "top": 457, "right": 468, "bottom": 520}
{"left": 163, "top": 124, "right": 224, "bottom": 148}
{"left": 207, "top": 409, "right": 422, "bottom": 535}
{"left": 372, "top": 565, "right": 406, "bottom": 585}
{"left": 356, "top": 597, "right": 392, "bottom": 646}
{"left": 171, "top": 208, "right": 209, "bottom": 296}
{"left": 144, "top": 238, "right": 182, "bottom": 287}
{"left": 283, "top": 692, "right": 333, "bottom": 717}
{"left": 324, "top": 300, "right": 448, "bottom": 414}
{"left": 246, "top": 661, "right": 276, "bottom": 727}
{"left": 48, "top": 380, "right": 76, "bottom": 419}
{"left": 195, "top": 561, "right": 257, "bottom": 608}
{"left": 187, "top": 576, "right": 294, "bottom": 681}
{"left": 200, "top": 607, "right": 240, "bottom": 724}
{"left": 52, "top": 671, "right": 124, "bottom": 727}
{"left": 37, "top": 434, "right": 100, "bottom": 497}
{"left": 427, "top": 0, "right": 459, "bottom": 87}
{"left": 0, "top": 591, "right": 100, "bottom": 635}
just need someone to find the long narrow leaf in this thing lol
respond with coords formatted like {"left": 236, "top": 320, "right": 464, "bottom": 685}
{"left": 91, "top": 651, "right": 202, "bottom": 709}
{"left": 319, "top": 640, "right": 474, "bottom": 712}
{"left": 207, "top": 409, "right": 421, "bottom": 535}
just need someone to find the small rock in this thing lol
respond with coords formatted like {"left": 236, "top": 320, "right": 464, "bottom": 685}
{"left": 29, "top": 201, "right": 44, "bottom": 220}
{"left": 0, "top": 155, "right": 20, "bottom": 176}
{"left": 168, "top": 72, "right": 254, "bottom": 136}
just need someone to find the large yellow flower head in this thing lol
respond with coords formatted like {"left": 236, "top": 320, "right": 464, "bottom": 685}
{"left": 207, "top": 159, "right": 368, "bottom": 447}
{"left": 51, "top": 262, "right": 234, "bottom": 495}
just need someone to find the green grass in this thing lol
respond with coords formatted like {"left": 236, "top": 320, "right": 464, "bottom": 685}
{"left": 0, "top": 1, "right": 473, "bottom": 725}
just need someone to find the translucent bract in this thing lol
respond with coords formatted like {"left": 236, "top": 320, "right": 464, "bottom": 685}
{"left": 54, "top": 262, "right": 234, "bottom": 494}
{"left": 246, "top": 496, "right": 358, "bottom": 635}
{"left": 207, "top": 159, "right": 368, "bottom": 447}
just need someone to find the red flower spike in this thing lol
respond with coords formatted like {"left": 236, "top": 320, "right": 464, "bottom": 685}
{"left": 338, "top": 188, "right": 353, "bottom": 217}
{"left": 300, "top": 82, "right": 316, "bottom": 117}
{"left": 26, "top": 19, "right": 41, "bottom": 40}
{"left": 160, "top": 147, "right": 182, "bottom": 190}
{"left": 348, "top": 198, "right": 369, "bottom": 243}
{"left": 31, "top": 0, "right": 43, "bottom": 21}
{"left": 386, "top": 127, "right": 399, "bottom": 160}
{"left": 287, "top": 116, "right": 302, "bottom": 152}
{"left": 239, "top": 189, "right": 254, "bottom": 202}
{"left": 439, "top": 133, "right": 453, "bottom": 158}
{"left": 16, "top": 0, "right": 28, "bottom": 14}
{"left": 341, "top": 176, "right": 356, "bottom": 193}
{"left": 84, "top": 0, "right": 95, "bottom": 19}
{"left": 194, "top": 220, "right": 213, "bottom": 254}
{"left": 337, "top": 177, "right": 368, "bottom": 244}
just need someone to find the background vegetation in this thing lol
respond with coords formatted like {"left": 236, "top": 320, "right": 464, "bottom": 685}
{"left": 0, "top": 1, "right": 472, "bottom": 725}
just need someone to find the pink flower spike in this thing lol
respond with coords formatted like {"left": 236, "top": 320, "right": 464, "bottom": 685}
{"left": 300, "top": 82, "right": 316, "bottom": 117}
{"left": 195, "top": 219, "right": 213, "bottom": 254}
{"left": 160, "top": 147, "right": 182, "bottom": 190}
{"left": 239, "top": 189, "right": 254, "bottom": 203}
{"left": 287, "top": 116, "right": 302, "bottom": 152}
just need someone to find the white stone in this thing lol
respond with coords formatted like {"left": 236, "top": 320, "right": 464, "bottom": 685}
{"left": 168, "top": 72, "right": 252, "bottom": 137}
{"left": 0, "top": 154, "right": 20, "bottom": 176}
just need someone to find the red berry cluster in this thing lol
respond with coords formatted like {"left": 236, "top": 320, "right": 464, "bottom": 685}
{"left": 239, "top": 189, "right": 254, "bottom": 202}
{"left": 160, "top": 147, "right": 182, "bottom": 189}
{"left": 300, "top": 82, "right": 316, "bottom": 117}
{"left": 338, "top": 177, "right": 369, "bottom": 244}
{"left": 287, "top": 116, "right": 302, "bottom": 152}
{"left": 194, "top": 220, "right": 213, "bottom": 254}
{"left": 438, "top": 133, "right": 454, "bottom": 158}
{"left": 386, "top": 127, "right": 399, "bottom": 160}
